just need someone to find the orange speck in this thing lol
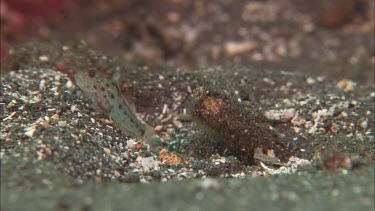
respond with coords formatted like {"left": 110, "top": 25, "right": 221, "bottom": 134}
{"left": 158, "top": 148, "right": 184, "bottom": 165}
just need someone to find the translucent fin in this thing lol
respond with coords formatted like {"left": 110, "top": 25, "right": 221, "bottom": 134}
{"left": 111, "top": 67, "right": 121, "bottom": 82}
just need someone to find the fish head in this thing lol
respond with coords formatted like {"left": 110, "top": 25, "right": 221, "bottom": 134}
{"left": 75, "top": 70, "right": 117, "bottom": 113}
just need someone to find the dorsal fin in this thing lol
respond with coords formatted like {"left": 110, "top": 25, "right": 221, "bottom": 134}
{"left": 111, "top": 67, "right": 121, "bottom": 85}
{"left": 111, "top": 67, "right": 137, "bottom": 113}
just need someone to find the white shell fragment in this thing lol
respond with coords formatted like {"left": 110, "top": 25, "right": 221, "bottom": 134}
{"left": 24, "top": 125, "right": 37, "bottom": 138}
{"left": 264, "top": 108, "right": 296, "bottom": 122}
{"left": 140, "top": 157, "right": 159, "bottom": 170}
{"left": 260, "top": 156, "right": 311, "bottom": 175}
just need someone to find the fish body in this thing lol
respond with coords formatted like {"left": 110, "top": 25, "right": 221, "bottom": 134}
{"left": 75, "top": 70, "right": 160, "bottom": 146}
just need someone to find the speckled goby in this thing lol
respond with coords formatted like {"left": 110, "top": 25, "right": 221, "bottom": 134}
{"left": 74, "top": 69, "right": 162, "bottom": 147}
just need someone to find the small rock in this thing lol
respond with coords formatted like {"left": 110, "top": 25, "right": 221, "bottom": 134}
{"left": 154, "top": 125, "right": 163, "bottom": 132}
{"left": 51, "top": 113, "right": 60, "bottom": 121}
{"left": 360, "top": 120, "right": 368, "bottom": 129}
{"left": 58, "top": 121, "right": 67, "bottom": 127}
{"left": 265, "top": 108, "right": 296, "bottom": 122}
{"left": 39, "top": 55, "right": 49, "bottom": 61}
{"left": 224, "top": 40, "right": 257, "bottom": 57}
{"left": 141, "top": 157, "right": 159, "bottom": 170}
{"left": 103, "top": 147, "right": 111, "bottom": 154}
{"left": 24, "top": 125, "right": 36, "bottom": 138}
{"left": 306, "top": 77, "right": 315, "bottom": 84}
{"left": 336, "top": 79, "right": 356, "bottom": 92}
{"left": 126, "top": 139, "right": 136, "bottom": 149}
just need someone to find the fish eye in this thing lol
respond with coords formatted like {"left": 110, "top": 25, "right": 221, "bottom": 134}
{"left": 88, "top": 71, "right": 96, "bottom": 78}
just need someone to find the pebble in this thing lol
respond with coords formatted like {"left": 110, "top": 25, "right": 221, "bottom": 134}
{"left": 126, "top": 139, "right": 136, "bottom": 149}
{"left": 224, "top": 40, "right": 257, "bottom": 57}
{"left": 24, "top": 125, "right": 36, "bottom": 138}
{"left": 51, "top": 113, "right": 60, "bottom": 121}
{"left": 336, "top": 79, "right": 356, "bottom": 92}
{"left": 58, "top": 121, "right": 67, "bottom": 127}
{"left": 306, "top": 77, "right": 315, "bottom": 84}
{"left": 39, "top": 55, "right": 49, "bottom": 61}
{"left": 264, "top": 108, "right": 296, "bottom": 122}
{"left": 360, "top": 120, "right": 368, "bottom": 129}
{"left": 154, "top": 125, "right": 163, "bottom": 132}
{"left": 103, "top": 148, "right": 111, "bottom": 154}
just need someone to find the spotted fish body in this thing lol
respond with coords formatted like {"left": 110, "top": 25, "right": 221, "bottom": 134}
{"left": 75, "top": 70, "right": 160, "bottom": 146}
